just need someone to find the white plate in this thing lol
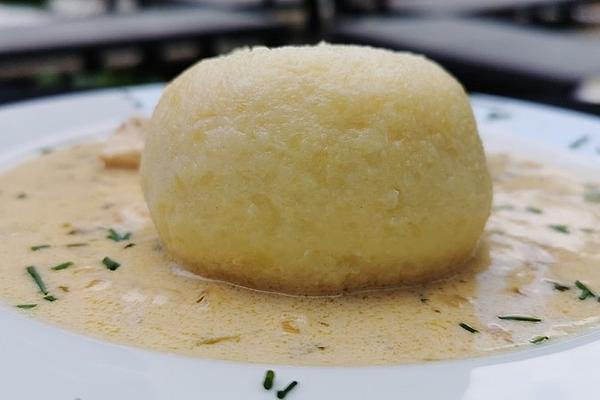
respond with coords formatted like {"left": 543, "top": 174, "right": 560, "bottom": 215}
{"left": 0, "top": 85, "right": 599, "bottom": 400}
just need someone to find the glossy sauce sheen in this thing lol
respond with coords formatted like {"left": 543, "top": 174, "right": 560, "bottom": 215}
{"left": 0, "top": 143, "right": 599, "bottom": 366}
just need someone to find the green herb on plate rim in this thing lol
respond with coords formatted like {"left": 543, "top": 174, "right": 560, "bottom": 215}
{"left": 51, "top": 261, "right": 73, "bottom": 271}
{"left": 26, "top": 266, "right": 48, "bottom": 295}
{"left": 569, "top": 135, "right": 589, "bottom": 150}
{"left": 525, "top": 206, "right": 543, "bottom": 214}
{"left": 107, "top": 228, "right": 132, "bottom": 242}
{"left": 459, "top": 322, "right": 479, "bottom": 333}
{"left": 486, "top": 110, "right": 510, "bottom": 121}
{"left": 16, "top": 304, "right": 37, "bottom": 309}
{"left": 548, "top": 224, "right": 569, "bottom": 234}
{"left": 277, "top": 381, "right": 298, "bottom": 399}
{"left": 102, "top": 256, "right": 121, "bottom": 271}
{"left": 124, "top": 243, "right": 136, "bottom": 249}
{"left": 575, "top": 280, "right": 596, "bottom": 300}
{"left": 263, "top": 370, "right": 275, "bottom": 390}
{"left": 530, "top": 335, "right": 549, "bottom": 344}
{"left": 43, "top": 295, "right": 58, "bottom": 302}
{"left": 497, "top": 315, "right": 542, "bottom": 322}
{"left": 30, "top": 244, "right": 50, "bottom": 251}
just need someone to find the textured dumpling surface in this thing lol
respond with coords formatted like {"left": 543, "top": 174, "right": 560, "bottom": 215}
{"left": 141, "top": 44, "right": 492, "bottom": 295}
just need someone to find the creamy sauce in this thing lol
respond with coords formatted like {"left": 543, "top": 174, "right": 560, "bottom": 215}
{"left": 0, "top": 143, "right": 599, "bottom": 366}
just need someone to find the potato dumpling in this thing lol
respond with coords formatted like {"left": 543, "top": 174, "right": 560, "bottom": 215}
{"left": 141, "top": 44, "right": 492, "bottom": 295}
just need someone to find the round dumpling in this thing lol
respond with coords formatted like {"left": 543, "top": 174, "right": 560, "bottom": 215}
{"left": 141, "top": 43, "right": 492, "bottom": 295}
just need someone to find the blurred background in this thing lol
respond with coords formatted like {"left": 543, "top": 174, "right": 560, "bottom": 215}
{"left": 0, "top": 0, "right": 599, "bottom": 113}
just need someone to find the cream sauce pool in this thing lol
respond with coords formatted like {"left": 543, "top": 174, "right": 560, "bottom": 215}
{"left": 0, "top": 141, "right": 599, "bottom": 366}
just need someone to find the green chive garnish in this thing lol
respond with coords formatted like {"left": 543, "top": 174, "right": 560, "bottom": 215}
{"left": 569, "top": 135, "right": 589, "bottom": 149}
{"left": 124, "top": 243, "right": 136, "bottom": 249}
{"left": 525, "top": 206, "right": 543, "bottom": 214}
{"left": 16, "top": 304, "right": 37, "bottom": 309}
{"left": 549, "top": 224, "right": 569, "bottom": 234}
{"left": 66, "top": 243, "right": 88, "bottom": 247}
{"left": 530, "top": 335, "right": 549, "bottom": 344}
{"left": 102, "top": 256, "right": 120, "bottom": 271}
{"left": 277, "top": 381, "right": 298, "bottom": 399}
{"left": 51, "top": 261, "right": 73, "bottom": 271}
{"left": 43, "top": 295, "right": 57, "bottom": 302}
{"left": 107, "top": 229, "right": 132, "bottom": 242}
{"left": 497, "top": 315, "right": 542, "bottom": 322}
{"left": 30, "top": 244, "right": 50, "bottom": 251}
{"left": 575, "top": 280, "right": 595, "bottom": 300}
{"left": 263, "top": 370, "right": 275, "bottom": 390}
{"left": 552, "top": 282, "right": 570, "bottom": 292}
{"left": 26, "top": 266, "right": 48, "bottom": 295}
{"left": 487, "top": 110, "right": 510, "bottom": 121}
{"left": 459, "top": 322, "right": 479, "bottom": 333}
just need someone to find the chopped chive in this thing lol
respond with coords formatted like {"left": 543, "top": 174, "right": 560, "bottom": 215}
{"left": 124, "top": 243, "right": 136, "bottom": 249}
{"left": 548, "top": 224, "right": 569, "bottom": 234}
{"left": 497, "top": 315, "right": 542, "bottom": 322}
{"left": 66, "top": 243, "right": 88, "bottom": 247}
{"left": 51, "top": 261, "right": 73, "bottom": 271}
{"left": 40, "top": 147, "right": 54, "bottom": 155}
{"left": 552, "top": 282, "right": 570, "bottom": 292}
{"left": 277, "top": 381, "right": 298, "bottom": 399}
{"left": 459, "top": 322, "right": 479, "bottom": 333}
{"left": 30, "top": 244, "right": 50, "bottom": 251}
{"left": 16, "top": 192, "right": 27, "bottom": 199}
{"left": 486, "top": 110, "right": 510, "bottom": 121}
{"left": 43, "top": 295, "right": 57, "bottom": 302}
{"left": 16, "top": 304, "right": 37, "bottom": 309}
{"left": 575, "top": 280, "right": 595, "bottom": 300}
{"left": 263, "top": 370, "right": 275, "bottom": 390}
{"left": 26, "top": 266, "right": 48, "bottom": 295}
{"left": 530, "top": 335, "right": 549, "bottom": 344}
{"left": 58, "top": 286, "right": 70, "bottom": 292}
{"left": 525, "top": 206, "right": 543, "bottom": 214}
{"left": 102, "top": 256, "right": 121, "bottom": 271}
{"left": 107, "top": 228, "right": 132, "bottom": 242}
{"left": 569, "top": 135, "right": 589, "bottom": 150}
